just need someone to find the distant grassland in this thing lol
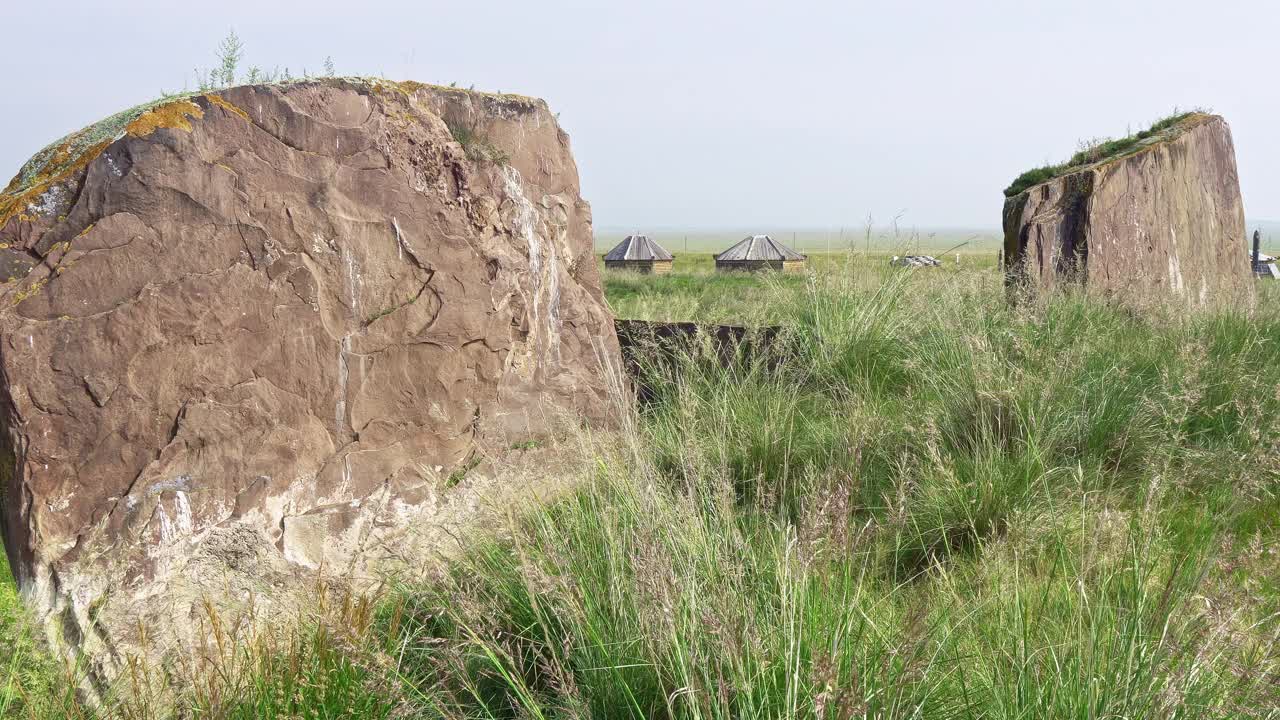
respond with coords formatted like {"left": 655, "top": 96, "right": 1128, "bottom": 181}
{"left": 603, "top": 251, "right": 1000, "bottom": 323}
{"left": 594, "top": 228, "right": 1004, "bottom": 256}
{"left": 594, "top": 225, "right": 1280, "bottom": 259}
{"left": 3, "top": 257, "right": 1279, "bottom": 718}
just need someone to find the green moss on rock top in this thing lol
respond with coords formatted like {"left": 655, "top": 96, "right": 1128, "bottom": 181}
{"left": 0, "top": 95, "right": 213, "bottom": 232}
{"left": 1003, "top": 111, "right": 1211, "bottom": 198}
{"left": 4, "top": 94, "right": 198, "bottom": 197}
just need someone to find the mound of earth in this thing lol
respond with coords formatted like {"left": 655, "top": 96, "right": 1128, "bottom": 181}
{"left": 0, "top": 78, "right": 622, "bottom": 695}
{"left": 1002, "top": 113, "right": 1251, "bottom": 303}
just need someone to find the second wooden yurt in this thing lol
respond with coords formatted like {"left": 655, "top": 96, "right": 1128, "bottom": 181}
{"left": 714, "top": 234, "right": 807, "bottom": 272}
{"left": 603, "top": 234, "right": 674, "bottom": 274}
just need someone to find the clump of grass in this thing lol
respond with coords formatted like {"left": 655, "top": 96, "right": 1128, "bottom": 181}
{"left": 445, "top": 455, "right": 483, "bottom": 488}
{"left": 447, "top": 121, "right": 511, "bottom": 165}
{"left": 0, "top": 558, "right": 85, "bottom": 719}
{"left": 108, "top": 584, "right": 418, "bottom": 720}
{"left": 1004, "top": 110, "right": 1204, "bottom": 197}
{"left": 367, "top": 259, "right": 1280, "bottom": 716}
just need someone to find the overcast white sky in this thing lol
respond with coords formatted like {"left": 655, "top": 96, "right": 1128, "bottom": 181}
{"left": 3, "top": 0, "right": 1277, "bottom": 230}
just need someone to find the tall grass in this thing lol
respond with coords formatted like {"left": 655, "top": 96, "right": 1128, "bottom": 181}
{"left": 4, "top": 258, "right": 1278, "bottom": 717}
{"left": 371, "top": 260, "right": 1279, "bottom": 717}
{"left": 0, "top": 554, "right": 85, "bottom": 719}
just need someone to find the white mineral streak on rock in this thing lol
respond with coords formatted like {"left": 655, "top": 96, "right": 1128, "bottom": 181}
{"left": 547, "top": 231, "right": 561, "bottom": 363}
{"left": 174, "top": 491, "right": 193, "bottom": 536}
{"left": 336, "top": 242, "right": 360, "bottom": 438}
{"left": 336, "top": 335, "right": 351, "bottom": 436}
{"left": 1168, "top": 238, "right": 1184, "bottom": 293}
{"left": 500, "top": 165, "right": 561, "bottom": 360}
{"left": 28, "top": 185, "right": 67, "bottom": 217}
{"left": 157, "top": 504, "right": 174, "bottom": 544}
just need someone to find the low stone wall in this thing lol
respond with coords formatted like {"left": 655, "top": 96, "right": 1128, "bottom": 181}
{"left": 614, "top": 319, "right": 789, "bottom": 402}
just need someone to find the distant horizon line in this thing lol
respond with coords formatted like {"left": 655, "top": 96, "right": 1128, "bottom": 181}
{"left": 595, "top": 218, "right": 1280, "bottom": 235}
{"left": 594, "top": 225, "right": 1002, "bottom": 234}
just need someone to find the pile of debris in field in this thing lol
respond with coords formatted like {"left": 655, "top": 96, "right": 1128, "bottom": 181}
{"left": 1251, "top": 230, "right": 1278, "bottom": 279}
{"left": 890, "top": 255, "right": 942, "bottom": 268}
{"left": 1252, "top": 252, "right": 1279, "bottom": 279}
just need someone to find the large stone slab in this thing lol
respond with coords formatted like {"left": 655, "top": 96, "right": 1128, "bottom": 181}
{"left": 1002, "top": 113, "right": 1251, "bottom": 303}
{"left": 0, "top": 78, "right": 622, "bottom": 691}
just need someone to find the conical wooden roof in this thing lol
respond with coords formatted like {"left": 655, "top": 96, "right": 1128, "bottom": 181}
{"left": 715, "top": 235, "right": 806, "bottom": 262}
{"left": 603, "top": 234, "right": 673, "bottom": 261}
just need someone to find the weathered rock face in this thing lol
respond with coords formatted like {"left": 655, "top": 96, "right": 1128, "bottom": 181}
{"left": 0, "top": 79, "right": 621, "bottom": 688}
{"left": 1002, "top": 114, "right": 1251, "bottom": 303}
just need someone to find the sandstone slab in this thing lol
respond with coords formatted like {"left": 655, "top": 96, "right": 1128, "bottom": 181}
{"left": 1002, "top": 113, "right": 1251, "bottom": 303}
{"left": 0, "top": 79, "right": 622, "bottom": 692}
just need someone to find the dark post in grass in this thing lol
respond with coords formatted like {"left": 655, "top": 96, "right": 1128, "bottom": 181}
{"left": 1253, "top": 229, "right": 1262, "bottom": 275}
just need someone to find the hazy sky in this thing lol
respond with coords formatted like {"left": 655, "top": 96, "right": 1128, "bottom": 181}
{"left": 4, "top": 0, "right": 1277, "bottom": 230}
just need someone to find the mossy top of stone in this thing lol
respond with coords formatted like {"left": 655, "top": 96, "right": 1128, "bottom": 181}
{"left": 0, "top": 78, "right": 545, "bottom": 232}
{"left": 1003, "top": 111, "right": 1214, "bottom": 198}
{"left": 4, "top": 96, "right": 195, "bottom": 197}
{"left": 375, "top": 79, "right": 546, "bottom": 116}
{"left": 0, "top": 95, "right": 208, "bottom": 232}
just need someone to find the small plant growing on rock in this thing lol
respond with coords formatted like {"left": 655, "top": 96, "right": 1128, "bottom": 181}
{"left": 444, "top": 455, "right": 482, "bottom": 488}
{"left": 1004, "top": 108, "right": 1205, "bottom": 197}
{"left": 189, "top": 30, "right": 335, "bottom": 91}
{"left": 216, "top": 30, "right": 243, "bottom": 87}
{"left": 446, "top": 119, "right": 510, "bottom": 165}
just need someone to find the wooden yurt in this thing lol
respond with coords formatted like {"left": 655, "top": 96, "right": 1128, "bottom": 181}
{"left": 714, "top": 235, "right": 806, "bottom": 272}
{"left": 603, "top": 234, "right": 674, "bottom": 274}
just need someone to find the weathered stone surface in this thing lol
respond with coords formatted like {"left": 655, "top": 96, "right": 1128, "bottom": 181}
{"left": 1002, "top": 113, "right": 1251, "bottom": 303}
{"left": 0, "top": 79, "right": 622, "bottom": 690}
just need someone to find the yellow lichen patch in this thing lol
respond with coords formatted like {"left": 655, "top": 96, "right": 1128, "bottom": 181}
{"left": 45, "top": 143, "right": 76, "bottom": 175}
{"left": 1, "top": 141, "right": 77, "bottom": 196}
{"left": 125, "top": 100, "right": 204, "bottom": 138}
{"left": 13, "top": 277, "right": 48, "bottom": 304}
{"left": 205, "top": 94, "right": 251, "bottom": 123}
{"left": 76, "top": 224, "right": 94, "bottom": 238}
{"left": 0, "top": 139, "right": 111, "bottom": 234}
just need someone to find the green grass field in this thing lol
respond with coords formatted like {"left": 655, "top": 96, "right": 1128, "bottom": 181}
{"left": 603, "top": 252, "right": 997, "bottom": 323}
{"left": 3, "top": 255, "right": 1279, "bottom": 718}
{"left": 593, "top": 230, "right": 1005, "bottom": 257}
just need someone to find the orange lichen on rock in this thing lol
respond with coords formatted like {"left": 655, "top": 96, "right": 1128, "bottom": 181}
{"left": 125, "top": 100, "right": 204, "bottom": 138}
{"left": 12, "top": 277, "right": 48, "bottom": 304}
{"left": 205, "top": 94, "right": 251, "bottom": 123}
{"left": 0, "top": 139, "right": 111, "bottom": 233}
{"left": 2, "top": 96, "right": 207, "bottom": 236}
